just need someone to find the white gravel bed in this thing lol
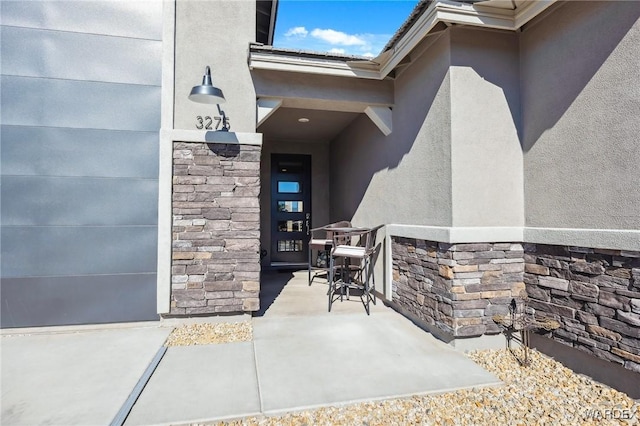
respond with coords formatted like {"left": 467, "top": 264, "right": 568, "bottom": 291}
{"left": 165, "top": 322, "right": 252, "bottom": 346}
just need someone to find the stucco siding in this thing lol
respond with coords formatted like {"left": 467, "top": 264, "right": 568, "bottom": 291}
{"left": 450, "top": 28, "right": 523, "bottom": 228}
{"left": 330, "top": 32, "right": 453, "bottom": 227}
{"left": 521, "top": 1, "right": 640, "bottom": 231}
{"left": 174, "top": 0, "right": 257, "bottom": 132}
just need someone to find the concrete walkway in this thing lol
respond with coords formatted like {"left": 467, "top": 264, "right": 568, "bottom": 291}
{"left": 2, "top": 271, "right": 501, "bottom": 425}
{"left": 1, "top": 325, "right": 171, "bottom": 425}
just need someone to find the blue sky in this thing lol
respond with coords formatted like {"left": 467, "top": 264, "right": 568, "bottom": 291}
{"left": 273, "top": 0, "right": 419, "bottom": 58}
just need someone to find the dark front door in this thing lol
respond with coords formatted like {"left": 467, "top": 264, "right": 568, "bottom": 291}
{"left": 270, "top": 154, "right": 311, "bottom": 267}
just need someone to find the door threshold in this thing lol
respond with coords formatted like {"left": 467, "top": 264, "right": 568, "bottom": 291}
{"left": 270, "top": 262, "right": 308, "bottom": 269}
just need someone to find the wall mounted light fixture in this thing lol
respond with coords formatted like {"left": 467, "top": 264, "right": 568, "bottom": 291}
{"left": 189, "top": 66, "right": 226, "bottom": 104}
{"left": 189, "top": 66, "right": 229, "bottom": 131}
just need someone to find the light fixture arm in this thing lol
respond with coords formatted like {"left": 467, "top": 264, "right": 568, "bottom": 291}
{"left": 217, "top": 104, "right": 230, "bottom": 132}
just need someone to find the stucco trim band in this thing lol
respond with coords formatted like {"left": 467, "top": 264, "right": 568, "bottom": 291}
{"left": 386, "top": 225, "right": 640, "bottom": 252}
{"left": 162, "top": 129, "right": 263, "bottom": 146}
{"left": 386, "top": 224, "right": 524, "bottom": 244}
{"left": 524, "top": 227, "right": 640, "bottom": 253}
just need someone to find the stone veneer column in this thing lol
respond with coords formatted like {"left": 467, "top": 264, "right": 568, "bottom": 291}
{"left": 524, "top": 244, "right": 640, "bottom": 373}
{"left": 170, "top": 142, "right": 260, "bottom": 315}
{"left": 392, "top": 238, "right": 525, "bottom": 340}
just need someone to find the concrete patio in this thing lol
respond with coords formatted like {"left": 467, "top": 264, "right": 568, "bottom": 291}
{"left": 2, "top": 271, "right": 502, "bottom": 425}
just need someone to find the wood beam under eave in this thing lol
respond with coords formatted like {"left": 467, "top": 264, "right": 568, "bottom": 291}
{"left": 257, "top": 98, "right": 283, "bottom": 127}
{"left": 365, "top": 106, "right": 392, "bottom": 136}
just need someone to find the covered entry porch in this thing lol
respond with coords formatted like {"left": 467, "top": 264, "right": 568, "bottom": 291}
{"left": 252, "top": 47, "right": 394, "bottom": 278}
{"left": 250, "top": 40, "right": 526, "bottom": 350}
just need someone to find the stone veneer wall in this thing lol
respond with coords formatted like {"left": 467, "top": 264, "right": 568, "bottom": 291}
{"left": 524, "top": 244, "right": 640, "bottom": 373}
{"left": 392, "top": 238, "right": 525, "bottom": 340}
{"left": 170, "top": 142, "right": 261, "bottom": 315}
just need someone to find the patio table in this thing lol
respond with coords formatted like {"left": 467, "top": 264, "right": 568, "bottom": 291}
{"left": 308, "top": 221, "right": 351, "bottom": 285}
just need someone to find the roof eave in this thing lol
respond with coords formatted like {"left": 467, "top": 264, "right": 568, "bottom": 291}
{"left": 249, "top": 50, "right": 382, "bottom": 79}
{"left": 268, "top": 0, "right": 278, "bottom": 46}
{"left": 250, "top": 0, "right": 558, "bottom": 80}
{"left": 379, "top": 0, "right": 558, "bottom": 77}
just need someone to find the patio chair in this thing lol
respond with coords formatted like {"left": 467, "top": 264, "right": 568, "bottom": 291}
{"left": 362, "top": 224, "right": 383, "bottom": 305}
{"left": 328, "top": 227, "right": 378, "bottom": 315}
{"left": 308, "top": 220, "right": 351, "bottom": 286}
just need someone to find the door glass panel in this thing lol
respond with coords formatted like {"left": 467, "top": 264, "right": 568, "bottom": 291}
{"left": 278, "top": 220, "right": 303, "bottom": 232}
{"left": 277, "top": 201, "right": 303, "bottom": 212}
{"left": 277, "top": 240, "right": 303, "bottom": 252}
{"left": 278, "top": 181, "right": 301, "bottom": 193}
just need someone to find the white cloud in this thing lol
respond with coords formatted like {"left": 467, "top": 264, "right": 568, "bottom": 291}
{"left": 275, "top": 26, "right": 393, "bottom": 57}
{"left": 310, "top": 28, "right": 366, "bottom": 46}
{"left": 284, "top": 26, "right": 308, "bottom": 37}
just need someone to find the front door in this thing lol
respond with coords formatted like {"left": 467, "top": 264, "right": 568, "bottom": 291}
{"left": 270, "top": 154, "right": 311, "bottom": 267}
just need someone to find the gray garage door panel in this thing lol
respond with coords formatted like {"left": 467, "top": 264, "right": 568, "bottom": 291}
{"left": 1, "top": 76, "right": 161, "bottom": 131}
{"left": 2, "top": 226, "right": 158, "bottom": 278}
{"left": 1, "top": 0, "right": 162, "bottom": 328}
{"left": 1, "top": 26, "right": 162, "bottom": 85}
{"left": 1, "top": 126, "right": 159, "bottom": 178}
{"left": 0, "top": 1, "right": 163, "bottom": 40}
{"left": 0, "top": 274, "right": 159, "bottom": 328}
{"left": 1, "top": 176, "right": 158, "bottom": 226}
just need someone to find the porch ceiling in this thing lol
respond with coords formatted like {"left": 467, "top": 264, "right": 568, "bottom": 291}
{"left": 257, "top": 107, "right": 359, "bottom": 143}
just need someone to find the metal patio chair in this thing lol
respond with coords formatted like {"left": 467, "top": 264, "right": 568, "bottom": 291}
{"left": 308, "top": 220, "right": 351, "bottom": 286}
{"left": 328, "top": 226, "right": 378, "bottom": 315}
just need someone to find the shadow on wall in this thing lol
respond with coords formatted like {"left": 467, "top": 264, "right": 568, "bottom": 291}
{"left": 204, "top": 130, "right": 240, "bottom": 145}
{"left": 449, "top": 26, "right": 522, "bottom": 143}
{"left": 207, "top": 142, "right": 240, "bottom": 157}
{"left": 329, "top": 1, "right": 640, "bottom": 221}
{"left": 520, "top": 1, "right": 640, "bottom": 152}
{"left": 329, "top": 33, "right": 451, "bottom": 221}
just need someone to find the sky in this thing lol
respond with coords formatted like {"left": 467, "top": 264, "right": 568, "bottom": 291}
{"left": 273, "top": 0, "right": 420, "bottom": 58}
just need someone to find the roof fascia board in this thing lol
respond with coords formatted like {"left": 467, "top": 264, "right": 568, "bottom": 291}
{"left": 380, "top": 0, "right": 557, "bottom": 78}
{"left": 380, "top": 3, "right": 438, "bottom": 77}
{"left": 513, "top": 0, "right": 557, "bottom": 27}
{"left": 435, "top": 4, "right": 517, "bottom": 29}
{"left": 379, "top": 3, "right": 440, "bottom": 78}
{"left": 379, "top": 1, "right": 517, "bottom": 78}
{"left": 268, "top": 0, "right": 278, "bottom": 45}
{"left": 249, "top": 52, "right": 382, "bottom": 79}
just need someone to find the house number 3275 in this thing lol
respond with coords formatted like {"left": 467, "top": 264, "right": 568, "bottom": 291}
{"left": 195, "top": 116, "right": 229, "bottom": 130}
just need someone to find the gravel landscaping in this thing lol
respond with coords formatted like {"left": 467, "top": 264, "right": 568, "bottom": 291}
{"left": 165, "top": 322, "right": 252, "bottom": 346}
